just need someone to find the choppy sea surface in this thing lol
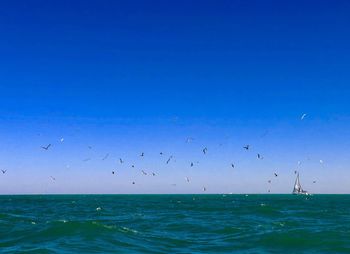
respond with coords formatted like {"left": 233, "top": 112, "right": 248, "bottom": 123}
{"left": 1, "top": 194, "right": 350, "bottom": 253}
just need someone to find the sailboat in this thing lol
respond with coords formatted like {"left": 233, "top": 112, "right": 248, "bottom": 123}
{"left": 292, "top": 173, "right": 309, "bottom": 195}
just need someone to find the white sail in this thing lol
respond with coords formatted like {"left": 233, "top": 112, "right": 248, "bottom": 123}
{"left": 292, "top": 173, "right": 308, "bottom": 195}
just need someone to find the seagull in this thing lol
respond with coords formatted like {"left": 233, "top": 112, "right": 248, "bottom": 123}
{"left": 301, "top": 113, "right": 307, "bottom": 120}
{"left": 102, "top": 153, "right": 109, "bottom": 161}
{"left": 41, "top": 144, "right": 51, "bottom": 150}
{"left": 152, "top": 172, "right": 156, "bottom": 176}
{"left": 166, "top": 156, "right": 173, "bottom": 164}
{"left": 190, "top": 162, "right": 194, "bottom": 167}
{"left": 83, "top": 158, "right": 91, "bottom": 162}
{"left": 320, "top": 160, "right": 324, "bottom": 164}
{"left": 268, "top": 189, "right": 271, "bottom": 193}
{"left": 141, "top": 170, "right": 147, "bottom": 175}
{"left": 202, "top": 187, "right": 206, "bottom": 192}
{"left": 132, "top": 181, "right": 135, "bottom": 185}
{"left": 257, "top": 153, "right": 263, "bottom": 159}
{"left": 185, "top": 177, "right": 190, "bottom": 183}
{"left": 160, "top": 152, "right": 163, "bottom": 155}
{"left": 119, "top": 158, "right": 124, "bottom": 164}
{"left": 88, "top": 146, "right": 92, "bottom": 149}
{"left": 1, "top": 170, "right": 7, "bottom": 174}
{"left": 274, "top": 173, "right": 278, "bottom": 177}
{"left": 60, "top": 138, "right": 64, "bottom": 142}
{"left": 294, "top": 170, "right": 298, "bottom": 174}
{"left": 202, "top": 147, "right": 208, "bottom": 154}
{"left": 140, "top": 152, "right": 144, "bottom": 157}
{"left": 243, "top": 145, "right": 250, "bottom": 150}
{"left": 231, "top": 163, "right": 235, "bottom": 169}
{"left": 50, "top": 176, "right": 56, "bottom": 181}
{"left": 112, "top": 171, "right": 115, "bottom": 175}
{"left": 313, "top": 180, "right": 316, "bottom": 184}
{"left": 268, "top": 180, "right": 271, "bottom": 183}
{"left": 131, "top": 165, "right": 135, "bottom": 168}
{"left": 186, "top": 137, "right": 194, "bottom": 143}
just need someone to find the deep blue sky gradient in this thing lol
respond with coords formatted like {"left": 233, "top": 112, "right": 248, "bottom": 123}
{"left": 0, "top": 0, "right": 349, "bottom": 193}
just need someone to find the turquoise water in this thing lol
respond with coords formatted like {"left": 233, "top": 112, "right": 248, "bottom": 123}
{"left": 1, "top": 195, "right": 350, "bottom": 253}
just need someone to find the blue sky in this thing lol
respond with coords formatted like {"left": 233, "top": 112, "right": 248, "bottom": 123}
{"left": 0, "top": 0, "right": 349, "bottom": 194}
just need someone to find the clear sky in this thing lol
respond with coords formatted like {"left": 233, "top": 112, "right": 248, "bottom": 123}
{"left": 0, "top": 0, "right": 349, "bottom": 194}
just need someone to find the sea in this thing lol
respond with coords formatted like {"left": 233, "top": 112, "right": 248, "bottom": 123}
{"left": 0, "top": 194, "right": 349, "bottom": 253}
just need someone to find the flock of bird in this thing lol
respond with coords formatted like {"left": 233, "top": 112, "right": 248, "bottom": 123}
{"left": 1, "top": 113, "right": 320, "bottom": 193}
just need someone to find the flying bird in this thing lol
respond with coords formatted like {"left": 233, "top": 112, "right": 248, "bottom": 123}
{"left": 190, "top": 162, "right": 194, "bottom": 167}
{"left": 83, "top": 158, "right": 91, "bottom": 162}
{"left": 185, "top": 177, "right": 190, "bottom": 183}
{"left": 152, "top": 172, "right": 156, "bottom": 176}
{"left": 294, "top": 170, "right": 298, "bottom": 174}
{"left": 60, "top": 138, "right": 64, "bottom": 142}
{"left": 274, "top": 173, "right": 278, "bottom": 177}
{"left": 257, "top": 153, "right": 263, "bottom": 159}
{"left": 119, "top": 158, "right": 124, "bottom": 164}
{"left": 231, "top": 163, "right": 235, "bottom": 169}
{"left": 320, "top": 160, "right": 324, "bottom": 164}
{"left": 301, "top": 113, "right": 307, "bottom": 120}
{"left": 202, "top": 187, "right": 207, "bottom": 192}
{"left": 131, "top": 165, "right": 135, "bottom": 168}
{"left": 140, "top": 152, "right": 144, "bottom": 157}
{"left": 186, "top": 137, "right": 194, "bottom": 143}
{"left": 112, "top": 171, "right": 115, "bottom": 175}
{"left": 202, "top": 147, "right": 208, "bottom": 154}
{"left": 166, "top": 156, "right": 173, "bottom": 164}
{"left": 141, "top": 170, "right": 147, "bottom": 175}
{"left": 50, "top": 176, "right": 56, "bottom": 181}
{"left": 41, "top": 144, "right": 51, "bottom": 150}
{"left": 1, "top": 170, "right": 7, "bottom": 174}
{"left": 313, "top": 180, "right": 316, "bottom": 184}
{"left": 102, "top": 153, "right": 109, "bottom": 161}
{"left": 243, "top": 145, "right": 250, "bottom": 150}
{"left": 160, "top": 152, "right": 163, "bottom": 155}
{"left": 132, "top": 181, "right": 135, "bottom": 185}
{"left": 268, "top": 180, "right": 271, "bottom": 183}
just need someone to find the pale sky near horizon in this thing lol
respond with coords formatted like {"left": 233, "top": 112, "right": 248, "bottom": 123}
{"left": 0, "top": 0, "right": 349, "bottom": 194}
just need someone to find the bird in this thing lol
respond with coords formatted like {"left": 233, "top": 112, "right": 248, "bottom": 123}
{"left": 159, "top": 152, "right": 163, "bottom": 155}
{"left": 186, "top": 137, "right": 194, "bottom": 143}
{"left": 320, "top": 160, "right": 324, "bottom": 164}
{"left": 119, "top": 158, "right": 124, "bottom": 164}
{"left": 102, "top": 153, "right": 109, "bottom": 160}
{"left": 152, "top": 172, "right": 156, "bottom": 176}
{"left": 268, "top": 180, "right": 271, "bottom": 183}
{"left": 166, "top": 156, "right": 173, "bottom": 164}
{"left": 274, "top": 173, "right": 278, "bottom": 177}
{"left": 294, "top": 170, "right": 297, "bottom": 174}
{"left": 313, "top": 180, "right": 316, "bottom": 184}
{"left": 50, "top": 176, "right": 56, "bottom": 181}
{"left": 60, "top": 138, "right": 64, "bottom": 142}
{"left": 141, "top": 170, "right": 147, "bottom": 175}
{"left": 112, "top": 171, "right": 115, "bottom": 175}
{"left": 268, "top": 189, "right": 271, "bottom": 193}
{"left": 185, "top": 177, "right": 190, "bottom": 183}
{"left": 257, "top": 153, "right": 263, "bottom": 159}
{"left": 203, "top": 187, "right": 207, "bottom": 192}
{"left": 190, "top": 162, "right": 194, "bottom": 167}
{"left": 132, "top": 181, "right": 135, "bottom": 185}
{"left": 83, "top": 158, "right": 91, "bottom": 162}
{"left": 243, "top": 145, "right": 250, "bottom": 150}
{"left": 301, "top": 113, "right": 307, "bottom": 120}
{"left": 41, "top": 144, "right": 51, "bottom": 150}
{"left": 140, "top": 152, "right": 144, "bottom": 157}
{"left": 88, "top": 146, "right": 92, "bottom": 149}
{"left": 231, "top": 163, "right": 235, "bottom": 169}
{"left": 202, "top": 147, "right": 208, "bottom": 154}
{"left": 1, "top": 170, "right": 7, "bottom": 174}
{"left": 131, "top": 165, "right": 135, "bottom": 168}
